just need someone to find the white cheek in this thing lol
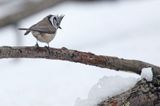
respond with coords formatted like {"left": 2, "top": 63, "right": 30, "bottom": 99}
{"left": 49, "top": 16, "right": 54, "bottom": 25}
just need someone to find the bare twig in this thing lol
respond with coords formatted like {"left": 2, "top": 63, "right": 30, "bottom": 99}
{"left": 0, "top": 0, "right": 104, "bottom": 28}
{"left": 0, "top": 0, "right": 64, "bottom": 28}
{"left": 0, "top": 46, "right": 160, "bottom": 76}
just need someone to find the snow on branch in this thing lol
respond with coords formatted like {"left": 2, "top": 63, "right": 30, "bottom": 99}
{"left": 99, "top": 78, "right": 160, "bottom": 106}
{"left": 0, "top": 46, "right": 160, "bottom": 76}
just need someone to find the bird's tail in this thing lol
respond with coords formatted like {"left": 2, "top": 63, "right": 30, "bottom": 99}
{"left": 18, "top": 28, "right": 30, "bottom": 35}
{"left": 18, "top": 28, "right": 29, "bottom": 30}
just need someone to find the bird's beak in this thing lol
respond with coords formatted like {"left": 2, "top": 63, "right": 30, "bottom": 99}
{"left": 59, "top": 26, "right": 62, "bottom": 29}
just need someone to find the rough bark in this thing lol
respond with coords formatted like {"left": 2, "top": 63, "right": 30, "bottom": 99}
{"left": 0, "top": 46, "right": 160, "bottom": 76}
{"left": 99, "top": 78, "right": 160, "bottom": 106}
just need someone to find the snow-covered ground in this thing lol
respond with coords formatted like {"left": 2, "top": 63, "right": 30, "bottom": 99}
{"left": 0, "top": 0, "right": 160, "bottom": 106}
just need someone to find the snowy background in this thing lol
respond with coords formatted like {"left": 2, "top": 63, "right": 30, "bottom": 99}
{"left": 0, "top": 0, "right": 160, "bottom": 106}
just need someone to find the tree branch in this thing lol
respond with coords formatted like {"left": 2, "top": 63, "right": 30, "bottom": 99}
{"left": 0, "top": 0, "right": 64, "bottom": 28}
{"left": 98, "top": 78, "right": 160, "bottom": 106}
{"left": 0, "top": 46, "right": 160, "bottom": 76}
{"left": 0, "top": 0, "right": 101, "bottom": 28}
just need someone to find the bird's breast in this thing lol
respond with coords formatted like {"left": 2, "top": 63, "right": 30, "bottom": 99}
{"left": 32, "top": 31, "right": 56, "bottom": 43}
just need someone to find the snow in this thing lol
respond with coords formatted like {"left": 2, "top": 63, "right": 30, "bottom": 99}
{"left": 141, "top": 67, "right": 153, "bottom": 81}
{"left": 75, "top": 76, "right": 140, "bottom": 106}
{"left": 75, "top": 67, "right": 153, "bottom": 106}
{"left": 0, "top": 0, "right": 160, "bottom": 106}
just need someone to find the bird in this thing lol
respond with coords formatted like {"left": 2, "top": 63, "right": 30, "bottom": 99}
{"left": 19, "top": 14, "right": 64, "bottom": 47}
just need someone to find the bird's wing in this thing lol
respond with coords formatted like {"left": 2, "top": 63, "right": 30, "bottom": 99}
{"left": 29, "top": 18, "right": 56, "bottom": 34}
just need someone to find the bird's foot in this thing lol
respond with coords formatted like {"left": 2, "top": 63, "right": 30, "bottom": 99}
{"left": 35, "top": 43, "right": 39, "bottom": 48}
{"left": 45, "top": 45, "right": 51, "bottom": 54}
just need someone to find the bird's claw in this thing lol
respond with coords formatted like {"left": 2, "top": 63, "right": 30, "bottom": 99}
{"left": 45, "top": 46, "right": 51, "bottom": 54}
{"left": 35, "top": 43, "right": 39, "bottom": 48}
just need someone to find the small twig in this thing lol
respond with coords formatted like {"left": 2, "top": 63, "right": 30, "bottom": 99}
{"left": 0, "top": 0, "right": 64, "bottom": 28}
